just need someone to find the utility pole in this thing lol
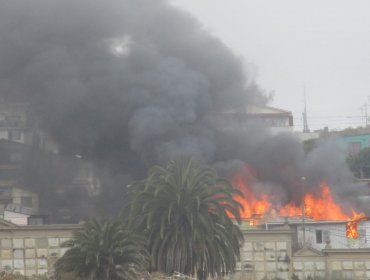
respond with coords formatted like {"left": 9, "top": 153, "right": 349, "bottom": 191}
{"left": 365, "top": 104, "right": 368, "bottom": 127}
{"left": 301, "top": 176, "right": 306, "bottom": 246}
{"left": 360, "top": 102, "right": 369, "bottom": 127}
{"left": 303, "top": 86, "right": 310, "bottom": 133}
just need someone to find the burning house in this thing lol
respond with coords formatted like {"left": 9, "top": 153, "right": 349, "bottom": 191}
{"left": 227, "top": 162, "right": 370, "bottom": 279}
{"left": 1, "top": 0, "right": 370, "bottom": 278}
{"left": 1, "top": 0, "right": 368, "bottom": 220}
{"left": 235, "top": 222, "right": 370, "bottom": 280}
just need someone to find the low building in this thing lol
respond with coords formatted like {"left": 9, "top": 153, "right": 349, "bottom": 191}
{"left": 0, "top": 101, "right": 28, "bottom": 144}
{"left": 234, "top": 219, "right": 370, "bottom": 280}
{"left": 1, "top": 217, "right": 370, "bottom": 279}
{"left": 221, "top": 105, "right": 294, "bottom": 135}
{"left": 265, "top": 218, "right": 370, "bottom": 251}
{"left": 3, "top": 203, "right": 47, "bottom": 225}
{"left": 342, "top": 132, "right": 370, "bottom": 156}
{"left": 246, "top": 105, "right": 294, "bottom": 134}
{"left": 0, "top": 139, "right": 101, "bottom": 223}
{"left": 236, "top": 223, "right": 293, "bottom": 280}
{"left": 0, "top": 219, "right": 78, "bottom": 278}
{"left": 0, "top": 140, "right": 40, "bottom": 212}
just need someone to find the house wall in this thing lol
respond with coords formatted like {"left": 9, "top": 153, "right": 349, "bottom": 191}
{"left": 290, "top": 221, "right": 370, "bottom": 251}
{"left": 11, "top": 188, "right": 39, "bottom": 210}
{"left": 0, "top": 102, "right": 28, "bottom": 144}
{"left": 296, "top": 131, "right": 321, "bottom": 142}
{"left": 296, "top": 223, "right": 357, "bottom": 250}
{"left": 342, "top": 133, "right": 370, "bottom": 155}
{"left": 270, "top": 126, "right": 294, "bottom": 135}
{"left": 0, "top": 187, "right": 39, "bottom": 213}
{"left": 3, "top": 211, "right": 29, "bottom": 225}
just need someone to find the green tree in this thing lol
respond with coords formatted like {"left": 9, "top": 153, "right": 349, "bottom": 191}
{"left": 303, "top": 138, "right": 317, "bottom": 155}
{"left": 54, "top": 219, "right": 149, "bottom": 280}
{"left": 125, "top": 160, "right": 244, "bottom": 280}
{"left": 347, "top": 147, "right": 370, "bottom": 178}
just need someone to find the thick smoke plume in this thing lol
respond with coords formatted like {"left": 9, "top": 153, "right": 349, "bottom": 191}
{"left": 0, "top": 0, "right": 366, "bottom": 219}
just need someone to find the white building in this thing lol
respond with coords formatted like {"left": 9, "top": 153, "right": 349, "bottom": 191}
{"left": 246, "top": 105, "right": 294, "bottom": 134}
{"left": 0, "top": 101, "right": 28, "bottom": 144}
{"left": 221, "top": 105, "right": 294, "bottom": 135}
{"left": 265, "top": 217, "right": 370, "bottom": 251}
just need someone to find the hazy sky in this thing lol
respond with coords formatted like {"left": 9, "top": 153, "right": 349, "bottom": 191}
{"left": 171, "top": 0, "right": 370, "bottom": 131}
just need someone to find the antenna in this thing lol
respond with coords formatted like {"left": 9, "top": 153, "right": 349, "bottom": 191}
{"left": 302, "top": 85, "right": 310, "bottom": 133}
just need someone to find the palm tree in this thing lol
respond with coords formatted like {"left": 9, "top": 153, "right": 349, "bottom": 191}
{"left": 54, "top": 219, "right": 149, "bottom": 280}
{"left": 125, "top": 160, "right": 243, "bottom": 280}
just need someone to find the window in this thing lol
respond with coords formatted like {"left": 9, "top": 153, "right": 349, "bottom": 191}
{"left": 28, "top": 216, "right": 45, "bottom": 225}
{"left": 8, "top": 130, "right": 21, "bottom": 141}
{"left": 342, "top": 271, "right": 353, "bottom": 280}
{"left": 348, "top": 142, "right": 362, "bottom": 156}
{"left": 10, "top": 152, "right": 22, "bottom": 163}
{"left": 0, "top": 199, "right": 12, "bottom": 206}
{"left": 316, "top": 230, "right": 323, "bottom": 244}
{"left": 21, "top": 197, "right": 32, "bottom": 208}
{"left": 0, "top": 169, "right": 19, "bottom": 180}
{"left": 5, "top": 115, "right": 21, "bottom": 126}
{"left": 0, "top": 130, "right": 7, "bottom": 139}
{"left": 0, "top": 187, "right": 12, "bottom": 196}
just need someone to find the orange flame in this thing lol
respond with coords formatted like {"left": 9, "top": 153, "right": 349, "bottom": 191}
{"left": 231, "top": 165, "right": 366, "bottom": 238}
{"left": 232, "top": 167, "right": 270, "bottom": 221}
{"left": 233, "top": 176, "right": 270, "bottom": 218}
{"left": 346, "top": 211, "right": 366, "bottom": 239}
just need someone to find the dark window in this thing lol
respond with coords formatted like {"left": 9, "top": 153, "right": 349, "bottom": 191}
{"left": 0, "top": 187, "right": 12, "bottom": 196}
{"left": 28, "top": 216, "right": 45, "bottom": 225}
{"left": 5, "top": 115, "right": 21, "bottom": 126}
{"left": 316, "top": 230, "right": 323, "bottom": 244}
{"left": 21, "top": 197, "right": 33, "bottom": 208}
{"left": 343, "top": 271, "right": 353, "bottom": 280}
{"left": 0, "top": 199, "right": 12, "bottom": 206}
{"left": 362, "top": 165, "right": 370, "bottom": 178}
{"left": 8, "top": 130, "right": 21, "bottom": 141}
{"left": 348, "top": 142, "right": 362, "bottom": 156}
{"left": 10, "top": 152, "right": 22, "bottom": 163}
{"left": 0, "top": 168, "right": 19, "bottom": 180}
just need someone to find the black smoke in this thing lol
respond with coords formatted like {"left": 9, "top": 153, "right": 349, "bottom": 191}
{"left": 0, "top": 0, "right": 366, "bottom": 219}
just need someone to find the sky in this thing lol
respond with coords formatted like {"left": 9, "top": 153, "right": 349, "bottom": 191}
{"left": 170, "top": 0, "right": 370, "bottom": 131}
